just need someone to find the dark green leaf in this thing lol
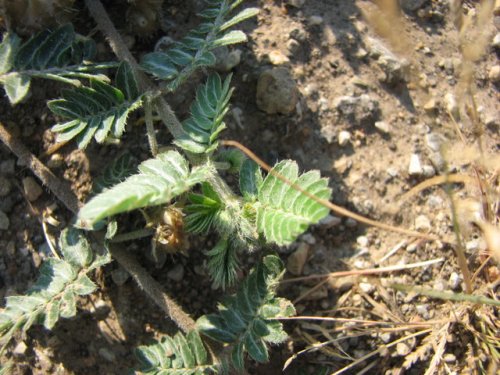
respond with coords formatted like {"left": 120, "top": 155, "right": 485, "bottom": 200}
{"left": 140, "top": 52, "right": 178, "bottom": 80}
{"left": 116, "top": 61, "right": 139, "bottom": 101}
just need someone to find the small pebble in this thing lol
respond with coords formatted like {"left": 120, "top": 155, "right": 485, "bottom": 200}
{"left": 448, "top": 272, "right": 461, "bottom": 290}
{"left": 406, "top": 243, "right": 418, "bottom": 253}
{"left": 0, "top": 159, "right": 15, "bottom": 174}
{"left": 345, "top": 218, "right": 357, "bottom": 228}
{"left": 356, "top": 236, "right": 369, "bottom": 247}
{"left": 380, "top": 332, "right": 392, "bottom": 343}
{"left": 408, "top": 153, "right": 423, "bottom": 176}
{"left": 338, "top": 131, "right": 351, "bottom": 146}
{"left": 415, "top": 215, "right": 431, "bottom": 232}
{"left": 0, "top": 176, "right": 12, "bottom": 197}
{"left": 422, "top": 165, "right": 435, "bottom": 177}
{"left": 269, "top": 50, "right": 290, "bottom": 65}
{"left": 286, "top": 243, "right": 309, "bottom": 276}
{"left": 433, "top": 279, "right": 446, "bottom": 291}
{"left": 301, "top": 233, "right": 316, "bottom": 245}
{"left": 23, "top": 176, "right": 43, "bottom": 202}
{"left": 359, "top": 282, "right": 375, "bottom": 294}
{"left": 416, "top": 304, "right": 430, "bottom": 319}
{"left": 396, "top": 342, "right": 412, "bottom": 356}
{"left": 308, "top": 16, "right": 323, "bottom": 26}
{"left": 493, "top": 33, "right": 500, "bottom": 49}
{"left": 319, "top": 215, "right": 342, "bottom": 227}
{"left": 13, "top": 341, "right": 28, "bottom": 355}
{"left": 444, "top": 93, "right": 459, "bottom": 120}
{"left": 425, "top": 133, "right": 445, "bottom": 152}
{"left": 47, "top": 153, "right": 65, "bottom": 169}
{"left": 444, "top": 353, "right": 457, "bottom": 363}
{"left": 488, "top": 65, "right": 500, "bottom": 82}
{"left": 423, "top": 98, "right": 437, "bottom": 114}
{"left": 167, "top": 264, "right": 185, "bottom": 282}
{"left": 287, "top": 0, "right": 305, "bottom": 8}
{"left": 374, "top": 121, "right": 391, "bottom": 134}
{"left": 0, "top": 210, "right": 9, "bottom": 231}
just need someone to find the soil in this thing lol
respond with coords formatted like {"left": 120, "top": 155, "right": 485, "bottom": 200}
{"left": 0, "top": 0, "right": 499, "bottom": 374}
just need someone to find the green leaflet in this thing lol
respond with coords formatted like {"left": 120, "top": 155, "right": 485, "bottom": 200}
{"left": 255, "top": 160, "right": 332, "bottom": 245}
{"left": 140, "top": 0, "right": 258, "bottom": 90}
{"left": 0, "top": 25, "right": 103, "bottom": 104}
{"left": 93, "top": 152, "right": 137, "bottom": 194}
{"left": 134, "top": 331, "right": 216, "bottom": 374}
{"left": 78, "top": 151, "right": 212, "bottom": 226}
{"left": 50, "top": 62, "right": 142, "bottom": 149}
{"left": 206, "top": 238, "right": 240, "bottom": 290}
{"left": 174, "top": 73, "right": 233, "bottom": 154}
{"left": 0, "top": 228, "right": 109, "bottom": 351}
{"left": 197, "top": 255, "right": 295, "bottom": 371}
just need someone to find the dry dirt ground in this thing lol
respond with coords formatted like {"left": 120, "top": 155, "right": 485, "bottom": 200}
{"left": 0, "top": 0, "right": 499, "bottom": 374}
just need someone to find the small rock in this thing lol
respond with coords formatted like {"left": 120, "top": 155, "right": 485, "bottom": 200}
{"left": 374, "top": 121, "right": 391, "bottom": 134}
{"left": 448, "top": 272, "right": 461, "bottom": 290}
{"left": 416, "top": 304, "right": 430, "bottom": 319}
{"left": 425, "top": 132, "right": 445, "bottom": 152}
{"left": 406, "top": 243, "right": 418, "bottom": 253}
{"left": 434, "top": 279, "right": 446, "bottom": 291}
{"left": 345, "top": 218, "right": 357, "bottom": 227}
{"left": 359, "top": 282, "right": 375, "bottom": 294}
{"left": 22, "top": 176, "right": 43, "bottom": 202}
{"left": 377, "top": 55, "right": 409, "bottom": 85}
{"left": 268, "top": 50, "right": 290, "bottom": 65}
{"left": 301, "top": 233, "right": 316, "bottom": 245}
{"left": 422, "top": 165, "right": 435, "bottom": 177}
{"left": 0, "top": 211, "right": 10, "bottom": 230}
{"left": 256, "top": 68, "right": 299, "bottom": 115}
{"left": 0, "top": 159, "right": 15, "bottom": 174}
{"left": 214, "top": 47, "right": 242, "bottom": 72}
{"left": 415, "top": 215, "right": 431, "bottom": 232}
{"left": 286, "top": 39, "right": 301, "bottom": 55}
{"left": 287, "top": 0, "right": 305, "bottom": 8}
{"left": 13, "top": 341, "right": 28, "bottom": 355}
{"left": 396, "top": 342, "right": 412, "bottom": 356}
{"left": 167, "top": 264, "right": 185, "bottom": 282}
{"left": 287, "top": 243, "right": 309, "bottom": 276}
{"left": 0, "top": 176, "right": 12, "bottom": 197}
{"left": 319, "top": 215, "right": 342, "bottom": 227}
{"left": 98, "top": 347, "right": 116, "bottom": 362}
{"left": 111, "top": 267, "right": 130, "bottom": 286}
{"left": 338, "top": 131, "right": 351, "bottom": 146}
{"left": 334, "top": 94, "right": 380, "bottom": 126}
{"left": 493, "top": 33, "right": 500, "bottom": 49}
{"left": 47, "top": 153, "right": 64, "bottom": 169}
{"left": 488, "top": 65, "right": 500, "bottom": 82}
{"left": 380, "top": 332, "right": 392, "bottom": 343}
{"left": 399, "top": 0, "right": 428, "bottom": 12}
{"left": 443, "top": 353, "right": 456, "bottom": 363}
{"left": 308, "top": 15, "right": 323, "bottom": 26}
{"left": 423, "top": 98, "right": 438, "bottom": 114}
{"left": 428, "top": 151, "right": 445, "bottom": 172}
{"left": 356, "top": 236, "right": 370, "bottom": 247}
{"left": 408, "top": 153, "right": 423, "bottom": 176}
{"left": 289, "top": 27, "right": 307, "bottom": 42}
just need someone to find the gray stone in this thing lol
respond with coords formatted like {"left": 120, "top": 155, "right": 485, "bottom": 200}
{"left": 167, "top": 264, "right": 185, "bottom": 282}
{"left": 319, "top": 215, "right": 341, "bottom": 227}
{"left": 256, "top": 68, "right": 299, "bottom": 115}
{"left": 0, "top": 159, "right": 15, "bottom": 174}
{"left": 287, "top": 0, "right": 305, "bottom": 8}
{"left": 308, "top": 15, "right": 323, "bottom": 26}
{"left": 286, "top": 39, "right": 301, "bottom": 55}
{"left": 493, "top": 33, "right": 500, "bottom": 49}
{"left": 416, "top": 304, "right": 430, "bottom": 319}
{"left": 0, "top": 210, "right": 9, "bottom": 230}
{"left": 334, "top": 94, "right": 380, "bottom": 126}
{"left": 359, "top": 282, "right": 375, "bottom": 294}
{"left": 214, "top": 47, "right": 242, "bottom": 72}
{"left": 0, "top": 176, "right": 12, "bottom": 197}
{"left": 22, "top": 176, "right": 43, "bottom": 202}
{"left": 399, "top": 0, "right": 428, "bottom": 12}
{"left": 444, "top": 93, "right": 460, "bottom": 120}
{"left": 429, "top": 151, "right": 446, "bottom": 172}
{"left": 448, "top": 272, "right": 461, "bottom": 290}
{"left": 426, "top": 132, "right": 445, "bottom": 152}
{"left": 377, "top": 55, "right": 409, "bottom": 85}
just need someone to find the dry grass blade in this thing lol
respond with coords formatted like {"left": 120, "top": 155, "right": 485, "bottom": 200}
{"left": 400, "top": 174, "right": 475, "bottom": 203}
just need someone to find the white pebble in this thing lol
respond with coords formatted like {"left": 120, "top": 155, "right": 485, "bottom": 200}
{"left": 338, "top": 131, "right": 351, "bottom": 146}
{"left": 408, "top": 153, "right": 423, "bottom": 176}
{"left": 359, "top": 282, "right": 375, "bottom": 293}
{"left": 374, "top": 121, "right": 391, "bottom": 133}
{"left": 308, "top": 15, "right": 323, "bottom": 25}
{"left": 448, "top": 272, "right": 461, "bottom": 290}
{"left": 415, "top": 215, "right": 431, "bottom": 232}
{"left": 356, "top": 236, "right": 370, "bottom": 247}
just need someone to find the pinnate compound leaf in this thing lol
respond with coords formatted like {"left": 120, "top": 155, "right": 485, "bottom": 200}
{"left": 78, "top": 151, "right": 212, "bottom": 225}
{"left": 206, "top": 238, "right": 239, "bottom": 290}
{"left": 197, "top": 255, "right": 294, "bottom": 368}
{"left": 49, "top": 78, "right": 142, "bottom": 148}
{"left": 0, "top": 229, "right": 110, "bottom": 350}
{"left": 134, "top": 331, "right": 215, "bottom": 374}
{"left": 0, "top": 33, "right": 21, "bottom": 74}
{"left": 174, "top": 73, "right": 233, "bottom": 154}
{"left": 255, "top": 160, "right": 332, "bottom": 245}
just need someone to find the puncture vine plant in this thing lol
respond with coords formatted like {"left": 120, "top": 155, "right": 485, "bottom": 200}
{"left": 0, "top": 0, "right": 333, "bottom": 372}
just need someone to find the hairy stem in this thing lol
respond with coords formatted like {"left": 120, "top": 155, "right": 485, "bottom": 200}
{"left": 0, "top": 121, "right": 196, "bottom": 333}
{"left": 144, "top": 96, "right": 158, "bottom": 156}
{"left": 110, "top": 228, "right": 155, "bottom": 243}
{"left": 84, "top": 0, "right": 185, "bottom": 140}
